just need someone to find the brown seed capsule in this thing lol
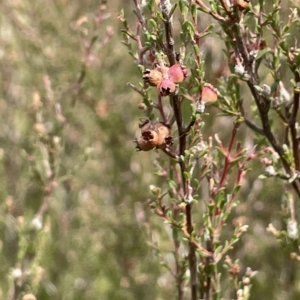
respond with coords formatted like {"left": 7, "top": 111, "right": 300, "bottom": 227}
{"left": 157, "top": 79, "right": 176, "bottom": 97}
{"left": 135, "top": 120, "right": 159, "bottom": 151}
{"left": 135, "top": 130, "right": 159, "bottom": 151}
{"left": 135, "top": 120, "right": 173, "bottom": 151}
{"left": 168, "top": 64, "right": 188, "bottom": 83}
{"left": 233, "top": 0, "right": 250, "bottom": 10}
{"left": 155, "top": 123, "right": 173, "bottom": 149}
{"left": 141, "top": 129, "right": 159, "bottom": 145}
{"left": 135, "top": 136, "right": 156, "bottom": 151}
{"left": 143, "top": 69, "right": 163, "bottom": 86}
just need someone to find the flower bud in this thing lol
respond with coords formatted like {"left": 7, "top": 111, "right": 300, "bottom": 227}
{"left": 201, "top": 83, "right": 218, "bottom": 105}
{"left": 137, "top": 102, "right": 147, "bottom": 110}
{"left": 22, "top": 294, "right": 37, "bottom": 300}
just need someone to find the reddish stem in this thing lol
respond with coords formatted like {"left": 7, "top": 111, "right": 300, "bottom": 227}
{"left": 218, "top": 122, "right": 239, "bottom": 189}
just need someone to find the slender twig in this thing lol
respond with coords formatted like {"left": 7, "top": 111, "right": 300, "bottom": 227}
{"left": 182, "top": 225, "right": 212, "bottom": 257}
{"left": 156, "top": 94, "right": 168, "bottom": 123}
{"left": 202, "top": 139, "right": 215, "bottom": 300}
{"left": 161, "top": 148, "right": 179, "bottom": 161}
{"left": 219, "top": 0, "right": 234, "bottom": 18}
{"left": 36, "top": 179, "right": 55, "bottom": 219}
{"left": 231, "top": 13, "right": 300, "bottom": 198}
{"left": 183, "top": 115, "right": 197, "bottom": 135}
{"left": 255, "top": 0, "right": 263, "bottom": 51}
{"left": 135, "top": 23, "right": 147, "bottom": 65}
{"left": 215, "top": 148, "right": 256, "bottom": 244}
{"left": 127, "top": 82, "right": 145, "bottom": 96}
{"left": 249, "top": 85, "right": 300, "bottom": 197}
{"left": 239, "top": 102, "right": 265, "bottom": 135}
{"left": 161, "top": 2, "right": 176, "bottom": 65}
{"left": 133, "top": 0, "right": 147, "bottom": 30}
{"left": 172, "top": 204, "right": 184, "bottom": 300}
{"left": 289, "top": 71, "right": 300, "bottom": 171}
{"left": 217, "top": 121, "right": 239, "bottom": 189}
{"left": 72, "top": 5, "right": 112, "bottom": 106}
{"left": 243, "top": 117, "right": 264, "bottom": 136}
{"left": 160, "top": 1, "right": 197, "bottom": 299}
{"left": 171, "top": 164, "right": 184, "bottom": 199}
{"left": 205, "top": 238, "right": 213, "bottom": 300}
{"left": 194, "top": 0, "right": 232, "bottom": 24}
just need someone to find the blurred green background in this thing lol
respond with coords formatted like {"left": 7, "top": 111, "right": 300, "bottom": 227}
{"left": 0, "top": 0, "right": 299, "bottom": 299}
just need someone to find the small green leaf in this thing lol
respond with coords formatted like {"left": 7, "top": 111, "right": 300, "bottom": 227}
{"left": 121, "top": 30, "right": 136, "bottom": 40}
{"left": 167, "top": 179, "right": 177, "bottom": 189}
{"left": 169, "top": 3, "right": 178, "bottom": 18}
{"left": 150, "top": 34, "right": 157, "bottom": 41}
{"left": 232, "top": 184, "right": 242, "bottom": 194}
{"left": 149, "top": 18, "right": 158, "bottom": 30}
{"left": 197, "top": 6, "right": 209, "bottom": 14}
{"left": 255, "top": 47, "right": 271, "bottom": 61}
{"left": 147, "top": 0, "right": 155, "bottom": 11}
{"left": 179, "top": 0, "right": 187, "bottom": 13}
{"left": 215, "top": 146, "right": 227, "bottom": 158}
{"left": 156, "top": 11, "right": 166, "bottom": 22}
{"left": 191, "top": 3, "right": 197, "bottom": 19}
{"left": 184, "top": 171, "right": 190, "bottom": 180}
